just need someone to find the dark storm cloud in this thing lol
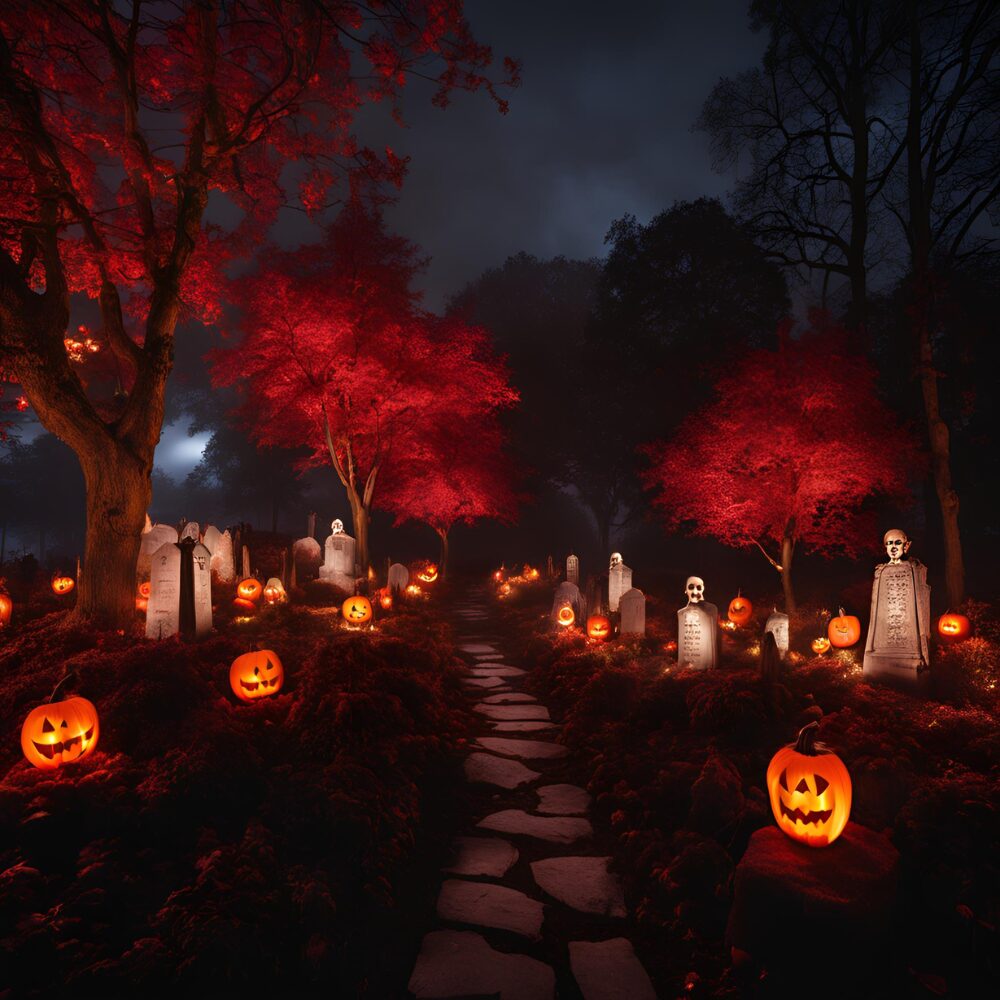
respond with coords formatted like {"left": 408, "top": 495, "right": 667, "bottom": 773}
{"left": 356, "top": 0, "right": 765, "bottom": 307}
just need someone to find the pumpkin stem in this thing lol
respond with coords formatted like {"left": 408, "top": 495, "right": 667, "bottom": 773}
{"left": 48, "top": 670, "right": 77, "bottom": 703}
{"left": 794, "top": 721, "right": 821, "bottom": 754}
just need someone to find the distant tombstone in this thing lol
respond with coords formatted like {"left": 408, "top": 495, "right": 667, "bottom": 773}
{"left": 180, "top": 521, "right": 200, "bottom": 542}
{"left": 146, "top": 540, "right": 212, "bottom": 640}
{"left": 319, "top": 518, "right": 356, "bottom": 589}
{"left": 189, "top": 542, "right": 213, "bottom": 638}
{"left": 620, "top": 588, "right": 646, "bottom": 636}
{"left": 388, "top": 562, "right": 410, "bottom": 593}
{"left": 863, "top": 529, "right": 931, "bottom": 686}
{"left": 202, "top": 525, "right": 221, "bottom": 555}
{"left": 293, "top": 536, "right": 323, "bottom": 580}
{"left": 137, "top": 523, "right": 179, "bottom": 578}
{"left": 212, "top": 529, "right": 235, "bottom": 582}
{"left": 566, "top": 553, "right": 579, "bottom": 586}
{"left": 551, "top": 580, "right": 586, "bottom": 626}
{"left": 677, "top": 577, "right": 718, "bottom": 669}
{"left": 608, "top": 553, "right": 632, "bottom": 613}
{"left": 146, "top": 543, "right": 182, "bottom": 639}
{"left": 764, "top": 609, "right": 790, "bottom": 659}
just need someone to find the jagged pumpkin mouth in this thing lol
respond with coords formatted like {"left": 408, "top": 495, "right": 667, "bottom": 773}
{"left": 779, "top": 799, "right": 833, "bottom": 826}
{"left": 33, "top": 724, "right": 95, "bottom": 760}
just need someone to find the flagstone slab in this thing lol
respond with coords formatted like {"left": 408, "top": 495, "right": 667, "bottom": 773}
{"left": 469, "top": 666, "right": 527, "bottom": 678}
{"left": 530, "top": 857, "right": 626, "bottom": 917}
{"left": 536, "top": 783, "right": 592, "bottom": 816}
{"left": 437, "top": 879, "right": 544, "bottom": 939}
{"left": 478, "top": 810, "right": 593, "bottom": 845}
{"left": 443, "top": 836, "right": 519, "bottom": 878}
{"left": 408, "top": 930, "right": 555, "bottom": 1000}
{"left": 460, "top": 643, "right": 500, "bottom": 654}
{"left": 568, "top": 939, "right": 657, "bottom": 1000}
{"left": 474, "top": 703, "right": 551, "bottom": 721}
{"left": 465, "top": 752, "right": 540, "bottom": 789}
{"left": 462, "top": 675, "right": 506, "bottom": 689}
{"left": 482, "top": 692, "right": 537, "bottom": 704}
{"left": 476, "top": 737, "right": 568, "bottom": 760}
{"left": 491, "top": 721, "right": 558, "bottom": 732}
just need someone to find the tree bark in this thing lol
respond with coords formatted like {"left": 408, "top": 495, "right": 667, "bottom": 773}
{"left": 780, "top": 532, "right": 796, "bottom": 614}
{"left": 437, "top": 527, "right": 450, "bottom": 578}
{"left": 345, "top": 486, "right": 370, "bottom": 577}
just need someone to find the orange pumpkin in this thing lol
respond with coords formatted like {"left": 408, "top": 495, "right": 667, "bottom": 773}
{"left": 376, "top": 587, "right": 393, "bottom": 610}
{"left": 0, "top": 586, "right": 12, "bottom": 628}
{"left": 51, "top": 572, "right": 75, "bottom": 596}
{"left": 811, "top": 636, "right": 831, "bottom": 655}
{"left": 230, "top": 649, "right": 284, "bottom": 701}
{"left": 766, "top": 722, "right": 851, "bottom": 847}
{"left": 727, "top": 593, "right": 753, "bottom": 626}
{"left": 827, "top": 607, "right": 861, "bottom": 648}
{"left": 342, "top": 595, "right": 373, "bottom": 625}
{"left": 937, "top": 612, "right": 970, "bottom": 641}
{"left": 587, "top": 614, "right": 611, "bottom": 640}
{"left": 556, "top": 604, "right": 575, "bottom": 628}
{"left": 236, "top": 577, "right": 263, "bottom": 602}
{"left": 21, "top": 696, "right": 99, "bottom": 770}
{"left": 136, "top": 581, "right": 150, "bottom": 613}
{"left": 417, "top": 563, "right": 439, "bottom": 583}
{"left": 233, "top": 597, "right": 257, "bottom": 615}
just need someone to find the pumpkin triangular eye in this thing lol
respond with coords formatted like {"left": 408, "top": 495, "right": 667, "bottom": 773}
{"left": 779, "top": 769, "right": 788, "bottom": 791}
{"left": 61, "top": 720, "right": 68, "bottom": 728}
{"left": 42, "top": 717, "right": 55, "bottom": 733}
{"left": 814, "top": 774, "right": 829, "bottom": 794}
{"left": 253, "top": 665, "right": 260, "bottom": 675}
{"left": 265, "top": 659, "right": 274, "bottom": 672}
{"left": 795, "top": 778, "right": 810, "bottom": 793}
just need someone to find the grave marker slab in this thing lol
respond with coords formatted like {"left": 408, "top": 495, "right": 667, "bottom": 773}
{"left": 619, "top": 588, "right": 646, "bottom": 635}
{"left": 678, "top": 602, "right": 719, "bottom": 669}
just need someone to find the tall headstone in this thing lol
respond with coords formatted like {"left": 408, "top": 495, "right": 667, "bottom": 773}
{"left": 863, "top": 529, "right": 931, "bottom": 686}
{"left": 137, "top": 523, "right": 179, "bottom": 579}
{"left": 146, "top": 540, "right": 212, "bottom": 640}
{"left": 551, "top": 580, "right": 586, "bottom": 627}
{"left": 202, "top": 525, "right": 222, "bottom": 556}
{"left": 388, "top": 562, "right": 410, "bottom": 593}
{"left": 764, "top": 609, "right": 790, "bottom": 659}
{"left": 212, "top": 529, "right": 235, "bottom": 582}
{"left": 319, "top": 518, "right": 356, "bottom": 590}
{"left": 189, "top": 542, "right": 213, "bottom": 638}
{"left": 619, "top": 588, "right": 646, "bottom": 636}
{"left": 146, "top": 543, "right": 182, "bottom": 639}
{"left": 180, "top": 521, "right": 200, "bottom": 542}
{"left": 677, "top": 577, "right": 718, "bottom": 669}
{"left": 293, "top": 536, "right": 322, "bottom": 580}
{"left": 608, "top": 553, "right": 633, "bottom": 613}
{"left": 566, "top": 553, "right": 579, "bottom": 586}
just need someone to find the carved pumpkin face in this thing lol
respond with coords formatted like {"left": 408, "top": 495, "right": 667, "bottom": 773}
{"left": 21, "top": 696, "right": 99, "bottom": 769}
{"left": 811, "top": 637, "right": 831, "bottom": 655}
{"left": 418, "top": 563, "right": 438, "bottom": 583}
{"left": 342, "top": 596, "right": 373, "bottom": 624}
{"left": 263, "top": 578, "right": 286, "bottom": 605}
{"left": 0, "top": 590, "right": 12, "bottom": 628}
{"left": 727, "top": 594, "right": 753, "bottom": 626}
{"left": 827, "top": 608, "right": 861, "bottom": 648}
{"left": 230, "top": 650, "right": 284, "bottom": 701}
{"left": 766, "top": 723, "right": 851, "bottom": 847}
{"left": 136, "top": 581, "right": 150, "bottom": 613}
{"left": 937, "top": 613, "right": 970, "bottom": 641}
{"left": 51, "top": 573, "right": 75, "bottom": 596}
{"left": 237, "top": 577, "right": 263, "bottom": 602}
{"left": 587, "top": 615, "right": 611, "bottom": 640}
{"left": 556, "top": 604, "right": 575, "bottom": 628}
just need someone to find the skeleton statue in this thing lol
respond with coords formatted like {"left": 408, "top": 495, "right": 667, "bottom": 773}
{"left": 331, "top": 518, "right": 345, "bottom": 536}
{"left": 685, "top": 576, "right": 705, "bottom": 604}
{"left": 883, "top": 528, "right": 911, "bottom": 564}
{"left": 609, "top": 552, "right": 623, "bottom": 570}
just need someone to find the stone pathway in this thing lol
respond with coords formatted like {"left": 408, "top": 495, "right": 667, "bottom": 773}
{"left": 407, "top": 585, "right": 659, "bottom": 999}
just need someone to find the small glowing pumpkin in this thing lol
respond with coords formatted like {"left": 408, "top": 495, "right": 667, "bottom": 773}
{"left": 556, "top": 604, "right": 575, "bottom": 628}
{"left": 0, "top": 586, "right": 12, "bottom": 628}
{"left": 51, "top": 572, "right": 75, "bottom": 596}
{"left": 342, "top": 595, "right": 373, "bottom": 625}
{"left": 236, "top": 577, "right": 263, "bottom": 602}
{"left": 376, "top": 587, "right": 393, "bottom": 610}
{"left": 811, "top": 636, "right": 831, "bottom": 655}
{"left": 766, "top": 722, "right": 851, "bottom": 847}
{"left": 587, "top": 614, "right": 611, "bottom": 640}
{"left": 136, "top": 581, "right": 151, "bottom": 613}
{"left": 230, "top": 649, "right": 284, "bottom": 701}
{"left": 827, "top": 607, "right": 861, "bottom": 648}
{"left": 417, "top": 563, "right": 439, "bottom": 583}
{"left": 937, "top": 613, "right": 970, "bottom": 641}
{"left": 21, "top": 696, "right": 99, "bottom": 770}
{"left": 727, "top": 593, "right": 753, "bottom": 626}
{"left": 263, "top": 577, "right": 286, "bottom": 605}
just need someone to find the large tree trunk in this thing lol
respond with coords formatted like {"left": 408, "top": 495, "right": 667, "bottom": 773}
{"left": 780, "top": 533, "right": 796, "bottom": 614}
{"left": 345, "top": 486, "right": 371, "bottom": 577}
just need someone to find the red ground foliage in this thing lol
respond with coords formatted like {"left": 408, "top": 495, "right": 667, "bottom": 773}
{"left": 0, "top": 596, "right": 471, "bottom": 996}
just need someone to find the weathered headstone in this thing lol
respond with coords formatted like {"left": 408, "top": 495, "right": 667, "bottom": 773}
{"left": 319, "top": 518, "right": 356, "bottom": 589}
{"left": 146, "top": 542, "right": 181, "bottom": 639}
{"left": 608, "top": 553, "right": 633, "bottom": 613}
{"left": 566, "top": 553, "right": 579, "bottom": 586}
{"left": 677, "top": 578, "right": 718, "bottom": 668}
{"left": 764, "top": 609, "right": 790, "bottom": 659}
{"left": 388, "top": 562, "right": 410, "bottom": 593}
{"left": 293, "top": 536, "right": 322, "bottom": 579}
{"left": 137, "top": 523, "right": 179, "bottom": 579}
{"left": 180, "top": 521, "right": 200, "bottom": 542}
{"left": 189, "top": 542, "right": 212, "bottom": 638}
{"left": 146, "top": 540, "right": 212, "bottom": 640}
{"left": 551, "top": 580, "right": 586, "bottom": 626}
{"left": 212, "top": 529, "right": 235, "bottom": 582}
{"left": 620, "top": 588, "right": 646, "bottom": 636}
{"left": 201, "top": 524, "right": 221, "bottom": 555}
{"left": 863, "top": 529, "right": 930, "bottom": 686}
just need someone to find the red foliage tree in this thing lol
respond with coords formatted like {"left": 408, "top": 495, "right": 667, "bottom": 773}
{"left": 0, "top": 1, "right": 515, "bottom": 626}
{"left": 209, "top": 205, "right": 518, "bottom": 574}
{"left": 643, "top": 320, "right": 921, "bottom": 611}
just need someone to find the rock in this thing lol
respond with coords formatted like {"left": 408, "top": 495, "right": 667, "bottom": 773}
{"left": 468, "top": 665, "right": 527, "bottom": 677}
{"left": 476, "top": 737, "right": 567, "bottom": 760}
{"left": 474, "top": 704, "right": 552, "bottom": 721}
{"left": 478, "top": 810, "right": 593, "bottom": 845}
{"left": 465, "top": 753, "right": 540, "bottom": 789}
{"left": 482, "top": 692, "right": 537, "bottom": 704}
{"left": 491, "top": 721, "right": 558, "bottom": 732}
{"left": 462, "top": 676, "right": 506, "bottom": 689}
{"left": 536, "top": 784, "right": 591, "bottom": 816}
{"left": 408, "top": 930, "right": 555, "bottom": 1000}
{"left": 443, "top": 837, "right": 519, "bottom": 878}
{"left": 460, "top": 643, "right": 500, "bottom": 654}
{"left": 437, "top": 879, "right": 544, "bottom": 939}
{"left": 530, "top": 856, "right": 626, "bottom": 917}
{"left": 568, "top": 939, "right": 657, "bottom": 1000}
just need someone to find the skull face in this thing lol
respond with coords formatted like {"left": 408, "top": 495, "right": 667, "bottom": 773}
{"left": 609, "top": 552, "right": 623, "bottom": 570}
{"left": 883, "top": 529, "right": 910, "bottom": 564}
{"left": 685, "top": 576, "right": 705, "bottom": 603}
{"left": 331, "top": 518, "right": 345, "bottom": 535}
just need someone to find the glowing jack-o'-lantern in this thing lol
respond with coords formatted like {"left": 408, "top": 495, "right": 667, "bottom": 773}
{"left": 827, "top": 607, "right": 861, "bottom": 648}
{"left": 342, "top": 595, "right": 373, "bottom": 625}
{"left": 937, "top": 613, "right": 970, "bottom": 641}
{"left": 811, "top": 636, "right": 831, "bottom": 655}
{"left": 0, "top": 584, "right": 12, "bottom": 628}
{"left": 417, "top": 563, "right": 439, "bottom": 583}
{"left": 51, "top": 572, "right": 75, "bottom": 596}
{"left": 556, "top": 604, "right": 575, "bottom": 628}
{"left": 237, "top": 577, "right": 263, "bottom": 603}
{"left": 727, "top": 593, "right": 753, "bottom": 626}
{"left": 136, "top": 581, "right": 151, "bottom": 613}
{"left": 766, "top": 722, "right": 851, "bottom": 847}
{"left": 376, "top": 587, "right": 393, "bottom": 610}
{"left": 230, "top": 649, "right": 284, "bottom": 701}
{"left": 263, "top": 578, "right": 286, "bottom": 605}
{"left": 21, "top": 695, "right": 99, "bottom": 770}
{"left": 587, "top": 614, "right": 611, "bottom": 641}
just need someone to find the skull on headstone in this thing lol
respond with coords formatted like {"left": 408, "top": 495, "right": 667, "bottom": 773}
{"left": 883, "top": 529, "right": 911, "bottom": 564}
{"left": 609, "top": 552, "right": 623, "bottom": 570}
{"left": 331, "top": 518, "right": 345, "bottom": 535}
{"left": 685, "top": 576, "right": 705, "bottom": 604}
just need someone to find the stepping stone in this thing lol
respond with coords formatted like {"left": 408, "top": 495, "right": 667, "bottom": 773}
{"left": 474, "top": 704, "right": 551, "bottom": 721}
{"left": 460, "top": 643, "right": 500, "bottom": 654}
{"left": 437, "top": 879, "right": 544, "bottom": 939}
{"left": 530, "top": 857, "right": 626, "bottom": 917}
{"left": 476, "top": 737, "right": 568, "bottom": 760}
{"left": 408, "top": 930, "right": 555, "bottom": 1000}
{"left": 465, "top": 752, "right": 540, "bottom": 789}
{"left": 443, "top": 836, "right": 519, "bottom": 878}
{"left": 474, "top": 652, "right": 504, "bottom": 660}
{"left": 536, "top": 783, "right": 592, "bottom": 816}
{"left": 462, "top": 676, "right": 505, "bottom": 689}
{"left": 491, "top": 721, "right": 557, "bottom": 732}
{"left": 469, "top": 665, "right": 527, "bottom": 677}
{"left": 568, "top": 939, "right": 656, "bottom": 1000}
{"left": 478, "top": 810, "right": 593, "bottom": 845}
{"left": 483, "top": 692, "right": 537, "bottom": 704}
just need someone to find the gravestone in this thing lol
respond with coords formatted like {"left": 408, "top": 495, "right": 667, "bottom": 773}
{"left": 677, "top": 600, "right": 719, "bottom": 669}
{"left": 180, "top": 521, "right": 200, "bottom": 542}
{"left": 212, "top": 529, "right": 235, "bottom": 582}
{"left": 764, "top": 609, "right": 790, "bottom": 659}
{"left": 189, "top": 542, "right": 213, "bottom": 638}
{"left": 319, "top": 518, "right": 356, "bottom": 590}
{"left": 863, "top": 530, "right": 930, "bottom": 686}
{"left": 388, "top": 562, "right": 410, "bottom": 593}
{"left": 551, "top": 580, "right": 586, "bottom": 626}
{"left": 620, "top": 588, "right": 646, "bottom": 636}
{"left": 566, "top": 553, "right": 579, "bottom": 586}
{"left": 608, "top": 553, "right": 633, "bottom": 613}
{"left": 201, "top": 525, "right": 221, "bottom": 555}
{"left": 293, "top": 536, "right": 322, "bottom": 580}
{"left": 146, "top": 543, "right": 181, "bottom": 639}
{"left": 137, "top": 523, "right": 179, "bottom": 579}
{"left": 146, "top": 540, "right": 212, "bottom": 640}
